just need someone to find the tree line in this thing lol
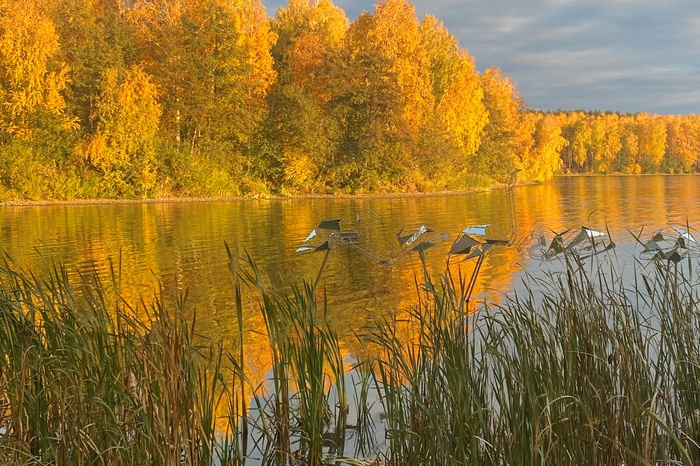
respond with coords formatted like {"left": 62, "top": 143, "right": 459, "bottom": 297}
{"left": 0, "top": 0, "right": 697, "bottom": 200}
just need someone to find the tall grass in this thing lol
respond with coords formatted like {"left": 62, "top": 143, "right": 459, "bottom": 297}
{"left": 0, "top": 257, "right": 246, "bottom": 465}
{"left": 368, "top": 257, "right": 700, "bottom": 464}
{"left": 237, "top": 255, "right": 350, "bottom": 466}
{"left": 0, "top": 253, "right": 360, "bottom": 465}
{"left": 3, "top": 249, "right": 700, "bottom": 465}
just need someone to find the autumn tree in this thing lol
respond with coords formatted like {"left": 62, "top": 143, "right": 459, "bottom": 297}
{"left": 588, "top": 113, "right": 621, "bottom": 173}
{"left": 331, "top": 0, "right": 433, "bottom": 190}
{"left": 556, "top": 111, "right": 577, "bottom": 171}
{"left": 569, "top": 114, "right": 592, "bottom": 170}
{"left": 51, "top": 0, "right": 138, "bottom": 132}
{"left": 520, "top": 112, "right": 564, "bottom": 181}
{"left": 129, "top": 0, "right": 276, "bottom": 157}
{"left": 664, "top": 115, "right": 700, "bottom": 173}
{"left": 470, "top": 67, "right": 524, "bottom": 182}
{"left": 635, "top": 113, "right": 667, "bottom": 172}
{"left": 273, "top": 0, "right": 347, "bottom": 68}
{"left": 81, "top": 66, "right": 161, "bottom": 197}
{"left": 613, "top": 118, "right": 641, "bottom": 173}
{"left": 264, "top": 0, "right": 348, "bottom": 192}
{"left": 0, "top": 0, "right": 82, "bottom": 199}
{"left": 366, "top": 0, "right": 433, "bottom": 141}
{"left": 0, "top": 0, "right": 73, "bottom": 138}
{"left": 418, "top": 15, "right": 486, "bottom": 187}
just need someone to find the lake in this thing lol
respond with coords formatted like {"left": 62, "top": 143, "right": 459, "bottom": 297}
{"left": 2, "top": 175, "right": 700, "bottom": 382}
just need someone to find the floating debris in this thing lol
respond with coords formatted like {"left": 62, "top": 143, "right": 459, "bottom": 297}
{"left": 296, "top": 219, "right": 361, "bottom": 289}
{"left": 631, "top": 225, "right": 700, "bottom": 263}
{"left": 526, "top": 226, "right": 616, "bottom": 261}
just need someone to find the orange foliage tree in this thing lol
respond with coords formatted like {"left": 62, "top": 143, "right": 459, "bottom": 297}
{"left": 330, "top": 0, "right": 434, "bottom": 191}
{"left": 264, "top": 0, "right": 348, "bottom": 193}
{"left": 0, "top": 0, "right": 697, "bottom": 200}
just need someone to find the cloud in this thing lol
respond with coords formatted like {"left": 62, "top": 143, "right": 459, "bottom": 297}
{"left": 264, "top": 0, "right": 700, "bottom": 114}
{"left": 416, "top": 0, "right": 700, "bottom": 114}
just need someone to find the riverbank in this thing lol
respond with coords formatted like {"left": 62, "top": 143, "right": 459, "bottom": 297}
{"left": 0, "top": 182, "right": 528, "bottom": 207}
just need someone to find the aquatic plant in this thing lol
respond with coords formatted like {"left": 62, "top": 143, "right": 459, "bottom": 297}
{"left": 0, "top": 256, "right": 246, "bottom": 465}
{"left": 368, "top": 258, "right": 700, "bottom": 464}
{"left": 237, "top": 254, "right": 351, "bottom": 466}
{"left": 2, "top": 249, "right": 700, "bottom": 464}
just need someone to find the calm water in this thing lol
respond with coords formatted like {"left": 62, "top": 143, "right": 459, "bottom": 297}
{"left": 2, "top": 175, "right": 700, "bottom": 378}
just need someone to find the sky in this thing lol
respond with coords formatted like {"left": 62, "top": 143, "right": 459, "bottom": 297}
{"left": 264, "top": 0, "right": 700, "bottom": 115}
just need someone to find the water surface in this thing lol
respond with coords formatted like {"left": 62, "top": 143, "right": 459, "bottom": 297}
{"left": 2, "top": 175, "right": 700, "bottom": 379}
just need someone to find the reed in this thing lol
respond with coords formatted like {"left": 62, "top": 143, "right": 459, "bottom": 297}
{"left": 0, "top": 257, "right": 246, "bottom": 465}
{"left": 367, "top": 257, "right": 700, "bottom": 465}
{"left": 2, "top": 249, "right": 700, "bottom": 465}
{"left": 237, "top": 254, "right": 351, "bottom": 466}
{"left": 0, "top": 251, "right": 367, "bottom": 465}
{"left": 366, "top": 274, "right": 492, "bottom": 464}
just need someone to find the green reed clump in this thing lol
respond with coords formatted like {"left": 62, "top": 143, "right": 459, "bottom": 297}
{"left": 486, "top": 260, "right": 658, "bottom": 465}
{"left": 0, "top": 250, "right": 373, "bottom": 466}
{"left": 5, "top": 247, "right": 700, "bottom": 465}
{"left": 367, "top": 258, "right": 700, "bottom": 465}
{"left": 237, "top": 256, "right": 350, "bottom": 466}
{"left": 367, "top": 273, "right": 492, "bottom": 465}
{"left": 0, "top": 258, "right": 246, "bottom": 465}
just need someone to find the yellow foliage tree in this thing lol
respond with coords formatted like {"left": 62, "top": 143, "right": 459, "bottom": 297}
{"left": 51, "top": 0, "right": 138, "bottom": 132}
{"left": 588, "top": 114, "right": 621, "bottom": 173}
{"left": 332, "top": 0, "right": 433, "bottom": 189}
{"left": 616, "top": 119, "right": 641, "bottom": 173}
{"left": 266, "top": 0, "right": 348, "bottom": 192}
{"left": 274, "top": 0, "right": 348, "bottom": 103}
{"left": 235, "top": 0, "right": 277, "bottom": 101}
{"left": 366, "top": 0, "right": 433, "bottom": 141}
{"left": 275, "top": 0, "right": 348, "bottom": 53}
{"left": 83, "top": 66, "right": 161, "bottom": 197}
{"left": 0, "top": 0, "right": 74, "bottom": 137}
{"left": 520, "top": 112, "right": 565, "bottom": 181}
{"left": 635, "top": 113, "right": 667, "bottom": 172}
{"left": 665, "top": 115, "right": 700, "bottom": 173}
{"left": 129, "top": 0, "right": 276, "bottom": 150}
{"left": 419, "top": 15, "right": 486, "bottom": 183}
{"left": 471, "top": 67, "right": 524, "bottom": 182}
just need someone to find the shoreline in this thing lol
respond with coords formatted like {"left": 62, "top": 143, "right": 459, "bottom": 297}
{"left": 5, "top": 173, "right": 699, "bottom": 206}
{"left": 0, "top": 183, "right": 527, "bottom": 207}
{"left": 555, "top": 172, "right": 700, "bottom": 177}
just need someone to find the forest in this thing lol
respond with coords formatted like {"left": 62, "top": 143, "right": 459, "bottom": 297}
{"left": 0, "top": 0, "right": 698, "bottom": 200}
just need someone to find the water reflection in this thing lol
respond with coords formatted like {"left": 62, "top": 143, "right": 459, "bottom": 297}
{"left": 2, "top": 175, "right": 700, "bottom": 385}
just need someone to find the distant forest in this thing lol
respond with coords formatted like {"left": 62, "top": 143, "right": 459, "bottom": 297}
{"left": 0, "top": 0, "right": 698, "bottom": 200}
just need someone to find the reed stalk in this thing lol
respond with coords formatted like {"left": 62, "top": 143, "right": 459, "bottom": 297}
{"left": 237, "top": 254, "right": 351, "bottom": 466}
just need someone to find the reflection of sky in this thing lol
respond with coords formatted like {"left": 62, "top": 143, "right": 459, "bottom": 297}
{"left": 264, "top": 0, "right": 700, "bottom": 115}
